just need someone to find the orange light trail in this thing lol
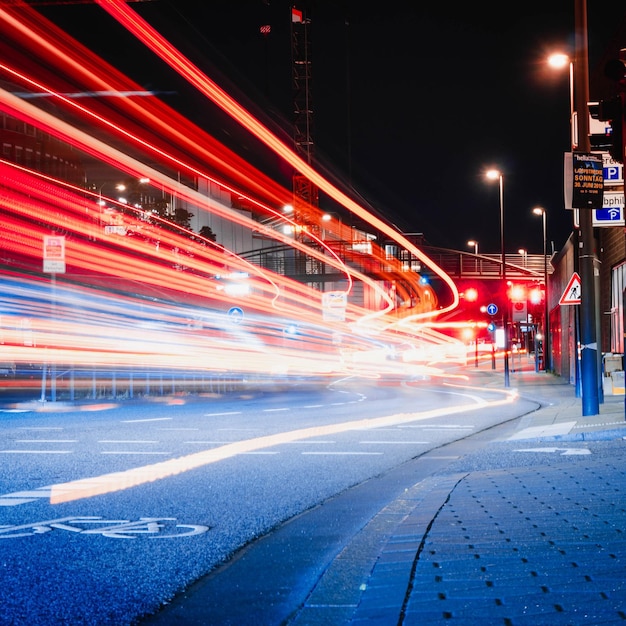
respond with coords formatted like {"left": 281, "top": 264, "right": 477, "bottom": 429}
{"left": 94, "top": 0, "right": 459, "bottom": 318}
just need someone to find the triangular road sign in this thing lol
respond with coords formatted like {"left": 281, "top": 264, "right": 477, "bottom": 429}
{"left": 559, "top": 272, "right": 581, "bottom": 305}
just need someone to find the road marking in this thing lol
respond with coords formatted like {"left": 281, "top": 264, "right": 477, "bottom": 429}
{"left": 101, "top": 451, "right": 170, "bottom": 456}
{"left": 98, "top": 440, "right": 158, "bottom": 444}
{"left": 514, "top": 447, "right": 591, "bottom": 455}
{"left": 508, "top": 421, "right": 577, "bottom": 440}
{"left": 302, "top": 451, "right": 383, "bottom": 456}
{"left": 47, "top": 393, "right": 516, "bottom": 505}
{"left": 203, "top": 411, "right": 242, "bottom": 417}
{"left": 418, "top": 424, "right": 475, "bottom": 430}
{"left": 262, "top": 408, "right": 289, "bottom": 412}
{"left": 359, "top": 440, "right": 429, "bottom": 445}
{"left": 121, "top": 417, "right": 173, "bottom": 423}
{"left": 0, "top": 449, "right": 72, "bottom": 454}
{"left": 242, "top": 451, "right": 279, "bottom": 455}
{"left": 0, "top": 487, "right": 52, "bottom": 506}
{"left": 16, "top": 439, "right": 77, "bottom": 443}
{"left": 158, "top": 428, "right": 198, "bottom": 431}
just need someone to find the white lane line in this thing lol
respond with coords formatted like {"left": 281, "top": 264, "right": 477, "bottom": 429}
{"left": 283, "top": 440, "right": 336, "bottom": 444}
{"left": 302, "top": 451, "right": 384, "bottom": 456}
{"left": 0, "top": 486, "right": 52, "bottom": 506}
{"left": 98, "top": 440, "right": 158, "bottom": 444}
{"left": 400, "top": 424, "right": 474, "bottom": 429}
{"left": 204, "top": 411, "right": 242, "bottom": 417}
{"left": 359, "top": 440, "right": 429, "bottom": 445}
{"left": 158, "top": 428, "right": 199, "bottom": 431}
{"left": 242, "top": 451, "right": 279, "bottom": 455}
{"left": 262, "top": 408, "right": 289, "bottom": 412}
{"left": 121, "top": 417, "right": 173, "bottom": 423}
{"left": 16, "top": 439, "right": 77, "bottom": 443}
{"left": 100, "top": 451, "right": 170, "bottom": 456}
{"left": 0, "top": 450, "right": 72, "bottom": 454}
{"left": 185, "top": 441, "right": 235, "bottom": 445}
{"left": 302, "top": 405, "right": 324, "bottom": 408}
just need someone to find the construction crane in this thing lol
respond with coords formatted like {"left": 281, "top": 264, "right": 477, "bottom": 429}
{"left": 291, "top": 5, "right": 324, "bottom": 283}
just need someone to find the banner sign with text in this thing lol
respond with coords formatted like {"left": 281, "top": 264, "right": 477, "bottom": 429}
{"left": 564, "top": 152, "right": 604, "bottom": 210}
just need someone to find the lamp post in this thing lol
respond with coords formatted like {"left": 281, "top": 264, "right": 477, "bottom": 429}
{"left": 486, "top": 169, "right": 510, "bottom": 387}
{"left": 518, "top": 248, "right": 528, "bottom": 268}
{"left": 533, "top": 207, "right": 550, "bottom": 371}
{"left": 467, "top": 240, "right": 479, "bottom": 272}
{"left": 548, "top": 53, "right": 575, "bottom": 148}
{"left": 546, "top": 48, "right": 585, "bottom": 399}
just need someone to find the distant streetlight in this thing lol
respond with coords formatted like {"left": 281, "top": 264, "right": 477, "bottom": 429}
{"left": 97, "top": 182, "right": 126, "bottom": 206}
{"left": 467, "top": 240, "right": 479, "bottom": 273}
{"left": 518, "top": 248, "right": 527, "bottom": 267}
{"left": 486, "top": 169, "right": 509, "bottom": 387}
{"left": 533, "top": 206, "right": 550, "bottom": 372}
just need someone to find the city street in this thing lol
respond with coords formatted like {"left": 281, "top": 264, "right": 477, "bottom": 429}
{"left": 0, "top": 373, "right": 531, "bottom": 624}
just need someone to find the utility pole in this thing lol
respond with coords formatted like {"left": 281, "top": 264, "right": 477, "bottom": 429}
{"left": 574, "top": 0, "right": 600, "bottom": 416}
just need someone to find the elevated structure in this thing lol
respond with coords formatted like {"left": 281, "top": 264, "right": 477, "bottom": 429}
{"left": 290, "top": 6, "right": 323, "bottom": 282}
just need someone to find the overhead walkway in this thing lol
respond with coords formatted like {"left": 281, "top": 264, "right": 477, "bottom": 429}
{"left": 238, "top": 242, "right": 549, "bottom": 283}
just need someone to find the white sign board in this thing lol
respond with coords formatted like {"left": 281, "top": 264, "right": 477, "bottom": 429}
{"left": 43, "top": 235, "right": 66, "bottom": 274}
{"left": 322, "top": 291, "right": 347, "bottom": 322}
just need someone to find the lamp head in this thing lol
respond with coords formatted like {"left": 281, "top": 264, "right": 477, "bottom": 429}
{"left": 547, "top": 53, "right": 570, "bottom": 70}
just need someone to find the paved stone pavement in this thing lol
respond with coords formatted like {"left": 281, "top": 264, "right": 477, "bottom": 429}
{"left": 290, "top": 365, "right": 626, "bottom": 626}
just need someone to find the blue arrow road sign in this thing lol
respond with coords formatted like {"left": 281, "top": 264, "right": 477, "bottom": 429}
{"left": 227, "top": 307, "right": 244, "bottom": 323}
{"left": 487, "top": 303, "right": 498, "bottom": 316}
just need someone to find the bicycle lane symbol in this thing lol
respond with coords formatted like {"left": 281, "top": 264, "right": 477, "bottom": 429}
{"left": 0, "top": 516, "right": 210, "bottom": 539}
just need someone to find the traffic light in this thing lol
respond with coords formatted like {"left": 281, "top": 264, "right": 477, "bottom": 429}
{"left": 595, "top": 94, "right": 625, "bottom": 163}
{"left": 464, "top": 287, "right": 479, "bottom": 302}
{"left": 594, "top": 58, "right": 626, "bottom": 164}
{"left": 508, "top": 284, "right": 526, "bottom": 302}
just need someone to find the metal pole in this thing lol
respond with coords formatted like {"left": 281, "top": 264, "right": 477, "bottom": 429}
{"left": 542, "top": 210, "right": 550, "bottom": 371}
{"left": 500, "top": 174, "right": 510, "bottom": 387}
{"left": 475, "top": 332, "right": 478, "bottom": 367}
{"left": 574, "top": 0, "right": 599, "bottom": 415}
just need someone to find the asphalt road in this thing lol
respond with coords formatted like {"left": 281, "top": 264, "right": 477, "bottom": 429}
{"left": 0, "top": 377, "right": 535, "bottom": 625}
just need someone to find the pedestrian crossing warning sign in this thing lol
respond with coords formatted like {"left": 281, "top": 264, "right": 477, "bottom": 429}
{"left": 559, "top": 272, "right": 581, "bottom": 305}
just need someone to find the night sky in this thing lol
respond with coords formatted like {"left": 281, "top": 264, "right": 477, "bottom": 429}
{"left": 37, "top": 0, "right": 626, "bottom": 255}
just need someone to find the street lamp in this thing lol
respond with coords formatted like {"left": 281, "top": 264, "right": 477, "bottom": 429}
{"left": 467, "top": 240, "right": 479, "bottom": 273}
{"left": 533, "top": 206, "right": 550, "bottom": 372}
{"left": 485, "top": 168, "right": 510, "bottom": 387}
{"left": 546, "top": 49, "right": 586, "bottom": 401}
{"left": 547, "top": 6, "right": 600, "bottom": 415}
{"left": 518, "top": 248, "right": 528, "bottom": 267}
{"left": 548, "top": 53, "right": 575, "bottom": 147}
